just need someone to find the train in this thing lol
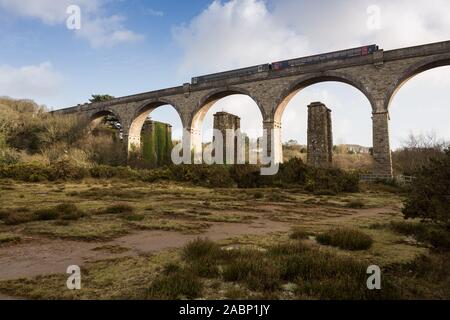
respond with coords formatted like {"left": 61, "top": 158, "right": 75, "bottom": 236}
{"left": 191, "top": 45, "right": 379, "bottom": 85}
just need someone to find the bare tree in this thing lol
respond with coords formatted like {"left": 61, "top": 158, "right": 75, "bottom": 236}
{"left": 393, "top": 131, "right": 449, "bottom": 175}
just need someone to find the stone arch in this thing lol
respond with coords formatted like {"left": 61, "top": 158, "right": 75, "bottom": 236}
{"left": 190, "top": 87, "right": 267, "bottom": 131}
{"left": 273, "top": 71, "right": 376, "bottom": 123}
{"left": 88, "top": 109, "right": 124, "bottom": 129}
{"left": 385, "top": 53, "right": 450, "bottom": 110}
{"left": 127, "top": 98, "right": 183, "bottom": 152}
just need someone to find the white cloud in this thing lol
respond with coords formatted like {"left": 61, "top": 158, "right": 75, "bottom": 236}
{"left": 0, "top": 0, "right": 99, "bottom": 24}
{"left": 0, "top": 0, "right": 143, "bottom": 48}
{"left": 75, "top": 15, "right": 144, "bottom": 49}
{"left": 173, "top": 0, "right": 309, "bottom": 75}
{"left": 0, "top": 62, "right": 63, "bottom": 102}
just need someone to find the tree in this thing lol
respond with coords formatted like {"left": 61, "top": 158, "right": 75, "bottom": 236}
{"left": 402, "top": 148, "right": 450, "bottom": 226}
{"left": 393, "top": 132, "right": 449, "bottom": 175}
{"left": 89, "top": 95, "right": 115, "bottom": 103}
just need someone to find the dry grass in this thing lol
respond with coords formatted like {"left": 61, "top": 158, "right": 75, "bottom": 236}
{"left": 0, "top": 179, "right": 447, "bottom": 300}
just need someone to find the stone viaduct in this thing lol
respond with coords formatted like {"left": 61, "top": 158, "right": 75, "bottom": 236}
{"left": 53, "top": 40, "right": 450, "bottom": 177}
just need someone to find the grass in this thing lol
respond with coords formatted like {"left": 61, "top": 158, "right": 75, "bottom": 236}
{"left": 92, "top": 245, "right": 130, "bottom": 254}
{"left": 0, "top": 236, "right": 448, "bottom": 300}
{"left": 0, "top": 180, "right": 447, "bottom": 300}
{"left": 289, "top": 227, "right": 312, "bottom": 240}
{"left": 0, "top": 233, "right": 21, "bottom": 244}
{"left": 146, "top": 269, "right": 203, "bottom": 299}
{"left": 23, "top": 217, "right": 130, "bottom": 241}
{"left": 0, "top": 208, "right": 36, "bottom": 225}
{"left": 346, "top": 199, "right": 366, "bottom": 209}
{"left": 316, "top": 228, "right": 374, "bottom": 251}
{"left": 182, "top": 238, "right": 222, "bottom": 261}
{"left": 0, "top": 203, "right": 85, "bottom": 225}
{"left": 102, "top": 204, "right": 134, "bottom": 215}
{"left": 128, "top": 218, "right": 210, "bottom": 234}
{"left": 372, "top": 221, "right": 450, "bottom": 250}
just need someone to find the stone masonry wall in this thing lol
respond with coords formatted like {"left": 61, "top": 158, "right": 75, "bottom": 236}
{"left": 307, "top": 102, "right": 333, "bottom": 168}
{"left": 213, "top": 112, "right": 241, "bottom": 164}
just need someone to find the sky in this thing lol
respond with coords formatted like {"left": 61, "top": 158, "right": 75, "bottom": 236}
{"left": 0, "top": 0, "right": 449, "bottom": 149}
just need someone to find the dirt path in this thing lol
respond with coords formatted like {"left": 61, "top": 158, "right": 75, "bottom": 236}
{"left": 0, "top": 219, "right": 290, "bottom": 281}
{"left": 0, "top": 207, "right": 395, "bottom": 282}
{"left": 112, "top": 219, "right": 289, "bottom": 254}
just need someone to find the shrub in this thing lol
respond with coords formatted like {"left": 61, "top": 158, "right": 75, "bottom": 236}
{"left": 170, "top": 165, "right": 235, "bottom": 188}
{"left": 47, "top": 160, "right": 87, "bottom": 181}
{"left": 89, "top": 165, "right": 140, "bottom": 180}
{"left": 346, "top": 199, "right": 365, "bottom": 209}
{"left": 34, "top": 208, "right": 59, "bottom": 221}
{"left": 188, "top": 258, "right": 220, "bottom": 278}
{"left": 289, "top": 228, "right": 311, "bottom": 240}
{"left": 253, "top": 191, "right": 264, "bottom": 199}
{"left": 162, "top": 263, "right": 181, "bottom": 275}
{"left": 1, "top": 209, "right": 36, "bottom": 225}
{"left": 55, "top": 203, "right": 84, "bottom": 220}
{"left": 306, "top": 168, "right": 360, "bottom": 194}
{"left": 402, "top": 149, "right": 450, "bottom": 226}
{"left": 389, "top": 221, "right": 450, "bottom": 250}
{"left": 316, "top": 228, "right": 373, "bottom": 251}
{"left": 102, "top": 204, "right": 134, "bottom": 215}
{"left": 33, "top": 203, "right": 84, "bottom": 221}
{"left": 229, "top": 164, "right": 262, "bottom": 188}
{"left": 277, "top": 158, "right": 308, "bottom": 185}
{"left": 122, "top": 214, "right": 145, "bottom": 221}
{"left": 222, "top": 250, "right": 281, "bottom": 291}
{"left": 147, "top": 270, "right": 203, "bottom": 299}
{"left": 182, "top": 238, "right": 222, "bottom": 261}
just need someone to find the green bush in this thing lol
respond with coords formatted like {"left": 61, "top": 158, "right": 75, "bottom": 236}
{"left": 277, "top": 158, "right": 309, "bottom": 185}
{"left": 55, "top": 203, "right": 85, "bottom": 220}
{"left": 402, "top": 149, "right": 450, "bottom": 226}
{"left": 34, "top": 203, "right": 84, "bottom": 221}
{"left": 170, "top": 165, "right": 235, "bottom": 188}
{"left": 0, "top": 158, "right": 360, "bottom": 195}
{"left": 188, "top": 258, "right": 220, "bottom": 278}
{"left": 306, "top": 168, "right": 360, "bottom": 194}
{"left": 229, "top": 164, "right": 263, "bottom": 188}
{"left": 182, "top": 238, "right": 223, "bottom": 261}
{"left": 316, "top": 228, "right": 373, "bottom": 251}
{"left": 89, "top": 165, "right": 140, "bottom": 180}
{"left": 222, "top": 250, "right": 281, "bottom": 291}
{"left": 147, "top": 270, "right": 203, "bottom": 299}
{"left": 389, "top": 221, "right": 450, "bottom": 250}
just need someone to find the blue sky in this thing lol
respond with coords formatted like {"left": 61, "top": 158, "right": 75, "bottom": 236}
{"left": 1, "top": 0, "right": 449, "bottom": 149}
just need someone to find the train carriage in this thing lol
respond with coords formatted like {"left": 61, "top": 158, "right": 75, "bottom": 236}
{"left": 191, "top": 45, "right": 379, "bottom": 84}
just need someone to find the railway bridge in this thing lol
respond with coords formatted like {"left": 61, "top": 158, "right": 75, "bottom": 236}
{"left": 53, "top": 40, "right": 450, "bottom": 177}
